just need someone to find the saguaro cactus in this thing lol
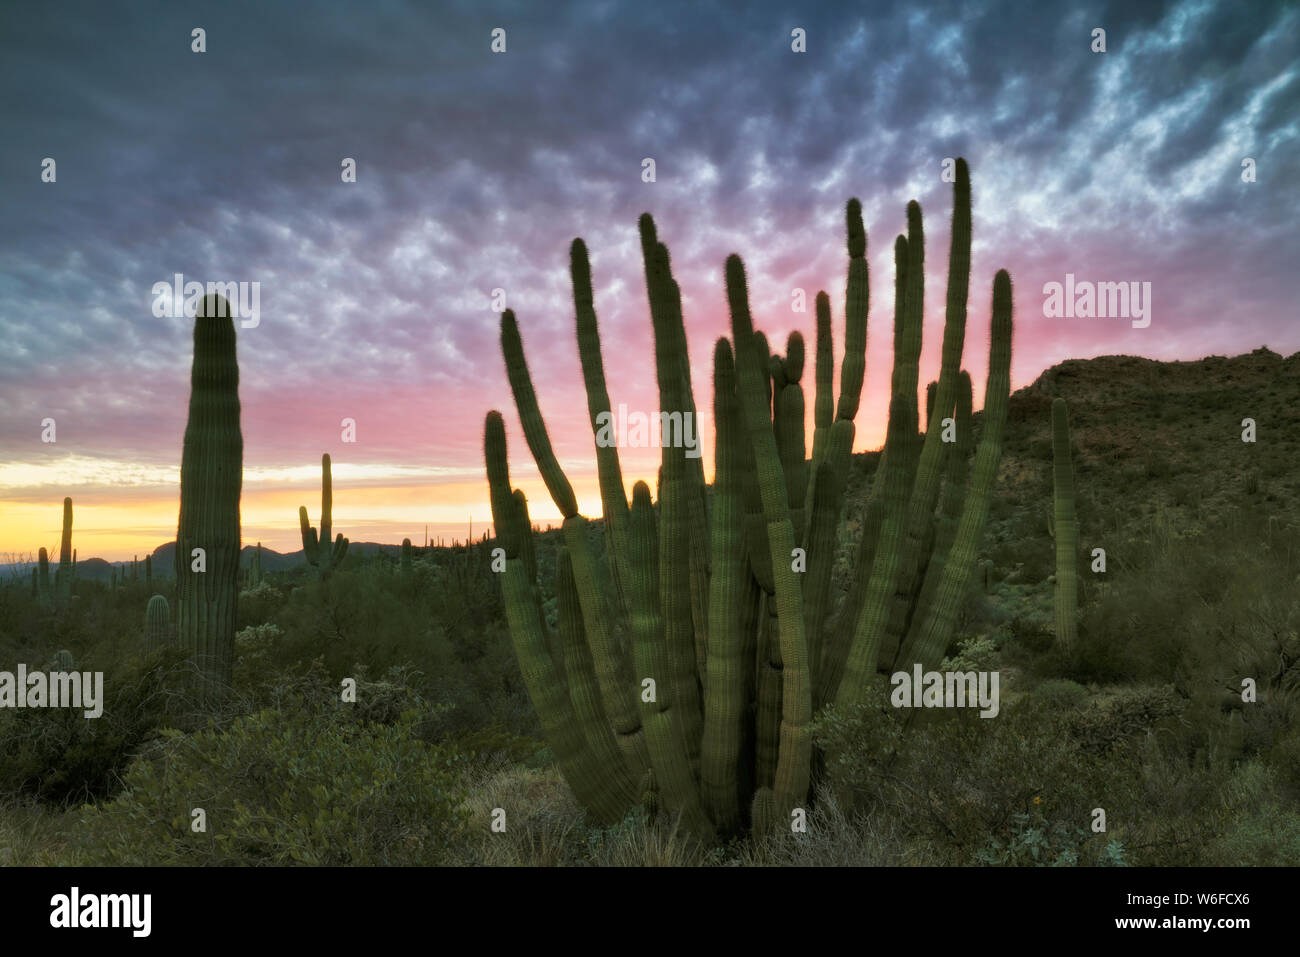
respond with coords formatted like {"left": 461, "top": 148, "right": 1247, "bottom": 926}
{"left": 176, "top": 293, "right": 244, "bottom": 701}
{"left": 1052, "top": 397, "right": 1079, "bottom": 652}
{"left": 53, "top": 497, "right": 74, "bottom": 603}
{"left": 37, "top": 547, "right": 52, "bottom": 611}
{"left": 486, "top": 158, "right": 1014, "bottom": 839}
{"left": 145, "top": 594, "right": 172, "bottom": 650}
{"left": 299, "top": 454, "right": 349, "bottom": 577}
{"left": 401, "top": 538, "right": 413, "bottom": 573}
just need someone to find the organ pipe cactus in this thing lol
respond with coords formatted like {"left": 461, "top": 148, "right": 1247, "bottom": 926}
{"left": 486, "top": 157, "right": 1013, "bottom": 839}
{"left": 176, "top": 293, "right": 244, "bottom": 701}
{"left": 300, "top": 454, "right": 349, "bottom": 577}
{"left": 1052, "top": 398, "right": 1079, "bottom": 652}
{"left": 145, "top": 594, "right": 171, "bottom": 650}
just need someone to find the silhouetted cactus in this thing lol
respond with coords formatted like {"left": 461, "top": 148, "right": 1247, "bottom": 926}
{"left": 56, "top": 497, "right": 73, "bottom": 603}
{"left": 145, "top": 594, "right": 171, "bottom": 650}
{"left": 37, "top": 547, "right": 52, "bottom": 611}
{"left": 299, "top": 454, "right": 349, "bottom": 577}
{"left": 1052, "top": 397, "right": 1079, "bottom": 652}
{"left": 486, "top": 158, "right": 1013, "bottom": 839}
{"left": 401, "top": 538, "right": 413, "bottom": 573}
{"left": 176, "top": 293, "right": 243, "bottom": 701}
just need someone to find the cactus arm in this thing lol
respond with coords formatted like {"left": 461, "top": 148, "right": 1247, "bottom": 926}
{"left": 835, "top": 206, "right": 928, "bottom": 709}
{"left": 556, "top": 546, "right": 639, "bottom": 818}
{"left": 500, "top": 310, "right": 579, "bottom": 519}
{"left": 897, "top": 270, "right": 1013, "bottom": 670}
{"left": 626, "top": 482, "right": 713, "bottom": 839}
{"left": 726, "top": 254, "right": 812, "bottom": 817}
{"left": 700, "top": 338, "right": 751, "bottom": 833}
{"left": 483, "top": 411, "right": 626, "bottom": 825}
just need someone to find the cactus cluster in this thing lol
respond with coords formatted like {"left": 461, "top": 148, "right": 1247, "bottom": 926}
{"left": 175, "top": 294, "right": 244, "bottom": 701}
{"left": 299, "top": 453, "right": 349, "bottom": 577}
{"left": 486, "top": 159, "right": 1014, "bottom": 839}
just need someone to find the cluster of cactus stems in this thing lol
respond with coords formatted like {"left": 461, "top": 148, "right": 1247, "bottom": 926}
{"left": 486, "top": 158, "right": 1014, "bottom": 839}
{"left": 176, "top": 294, "right": 244, "bottom": 701}
{"left": 145, "top": 594, "right": 171, "bottom": 650}
{"left": 1052, "top": 398, "right": 1079, "bottom": 652}
{"left": 299, "top": 454, "right": 349, "bottom": 577}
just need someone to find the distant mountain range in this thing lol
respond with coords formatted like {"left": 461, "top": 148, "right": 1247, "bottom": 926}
{"left": 1, "top": 541, "right": 427, "bottom": 582}
{"left": 5, "top": 346, "right": 1297, "bottom": 582}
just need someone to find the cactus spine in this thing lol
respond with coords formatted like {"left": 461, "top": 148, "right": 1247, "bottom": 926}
{"left": 145, "top": 594, "right": 172, "bottom": 650}
{"left": 487, "top": 159, "right": 1013, "bottom": 839}
{"left": 176, "top": 293, "right": 244, "bottom": 701}
{"left": 299, "top": 454, "right": 349, "bottom": 577}
{"left": 1052, "top": 397, "right": 1079, "bottom": 652}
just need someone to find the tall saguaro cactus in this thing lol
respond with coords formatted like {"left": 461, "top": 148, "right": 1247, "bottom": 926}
{"left": 487, "top": 158, "right": 1014, "bottom": 839}
{"left": 1052, "top": 397, "right": 1079, "bottom": 652}
{"left": 300, "top": 453, "right": 349, "bottom": 577}
{"left": 54, "top": 497, "right": 74, "bottom": 603}
{"left": 176, "top": 294, "right": 244, "bottom": 701}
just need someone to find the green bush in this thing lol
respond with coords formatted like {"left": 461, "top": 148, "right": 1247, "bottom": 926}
{"left": 0, "top": 645, "right": 192, "bottom": 805}
{"left": 78, "top": 703, "right": 470, "bottom": 865}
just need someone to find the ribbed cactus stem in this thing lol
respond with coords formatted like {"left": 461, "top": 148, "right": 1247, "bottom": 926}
{"left": 897, "top": 270, "right": 1013, "bottom": 670}
{"left": 176, "top": 294, "right": 243, "bottom": 700}
{"left": 145, "top": 594, "right": 171, "bottom": 650}
{"left": 1052, "top": 397, "right": 1079, "bottom": 653}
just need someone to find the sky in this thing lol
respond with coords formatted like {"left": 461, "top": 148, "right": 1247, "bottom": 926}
{"left": 1, "top": 0, "right": 1296, "bottom": 561}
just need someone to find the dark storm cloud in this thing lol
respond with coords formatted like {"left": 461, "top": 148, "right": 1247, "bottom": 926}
{"left": 0, "top": 0, "right": 1296, "bottom": 489}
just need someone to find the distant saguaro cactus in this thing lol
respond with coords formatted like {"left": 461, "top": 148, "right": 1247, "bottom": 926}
{"left": 37, "top": 547, "right": 52, "bottom": 611}
{"left": 299, "top": 454, "right": 349, "bottom": 578}
{"left": 144, "top": 594, "right": 172, "bottom": 650}
{"left": 176, "top": 293, "right": 244, "bottom": 701}
{"left": 57, "top": 497, "right": 73, "bottom": 602}
{"left": 401, "top": 538, "right": 413, "bottom": 573}
{"left": 1052, "top": 397, "right": 1079, "bottom": 653}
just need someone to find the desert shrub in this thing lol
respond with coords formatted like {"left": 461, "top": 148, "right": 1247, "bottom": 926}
{"left": 236, "top": 579, "right": 284, "bottom": 629}
{"left": 1064, "top": 685, "right": 1182, "bottom": 756}
{"left": 1202, "top": 760, "right": 1300, "bottom": 865}
{"left": 1071, "top": 509, "right": 1300, "bottom": 692}
{"left": 814, "top": 692, "right": 1154, "bottom": 865}
{"left": 1032, "top": 678, "right": 1088, "bottom": 710}
{"left": 0, "top": 645, "right": 193, "bottom": 805}
{"left": 78, "top": 702, "right": 469, "bottom": 865}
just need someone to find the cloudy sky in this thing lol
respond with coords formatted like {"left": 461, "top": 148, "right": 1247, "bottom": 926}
{"left": 1, "top": 0, "right": 1296, "bottom": 560}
